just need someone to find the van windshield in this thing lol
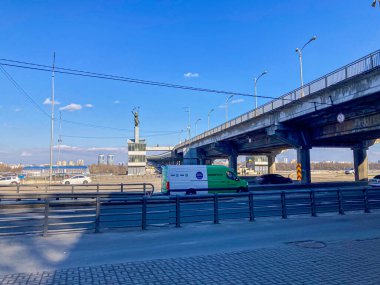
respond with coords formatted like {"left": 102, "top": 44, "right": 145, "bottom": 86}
{"left": 226, "top": 171, "right": 238, "bottom": 180}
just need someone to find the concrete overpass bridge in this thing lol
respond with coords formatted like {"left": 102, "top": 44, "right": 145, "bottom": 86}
{"left": 156, "top": 50, "right": 380, "bottom": 183}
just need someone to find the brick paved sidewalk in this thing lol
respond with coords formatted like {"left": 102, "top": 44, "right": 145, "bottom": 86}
{"left": 1, "top": 237, "right": 379, "bottom": 285}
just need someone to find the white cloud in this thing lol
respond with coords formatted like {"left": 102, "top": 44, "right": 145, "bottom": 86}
{"left": 184, "top": 72, "right": 199, "bottom": 78}
{"left": 20, "top": 151, "right": 32, "bottom": 157}
{"left": 113, "top": 100, "right": 120, "bottom": 104}
{"left": 59, "top": 104, "right": 82, "bottom": 112}
{"left": 218, "top": 104, "right": 226, "bottom": 109}
{"left": 14, "top": 108, "right": 22, "bottom": 112}
{"left": 84, "top": 104, "right": 94, "bottom": 108}
{"left": 43, "top": 98, "right": 60, "bottom": 105}
{"left": 231, "top": 98, "right": 244, "bottom": 104}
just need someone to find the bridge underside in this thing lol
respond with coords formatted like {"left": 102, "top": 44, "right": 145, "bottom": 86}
{"left": 178, "top": 91, "right": 379, "bottom": 182}
{"left": 190, "top": 91, "right": 380, "bottom": 158}
{"left": 169, "top": 63, "right": 380, "bottom": 183}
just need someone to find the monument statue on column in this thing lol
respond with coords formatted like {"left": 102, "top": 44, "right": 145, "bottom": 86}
{"left": 132, "top": 107, "right": 140, "bottom": 143}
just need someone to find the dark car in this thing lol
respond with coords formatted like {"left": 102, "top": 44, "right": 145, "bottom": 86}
{"left": 256, "top": 174, "right": 292, "bottom": 185}
{"left": 369, "top": 175, "right": 380, "bottom": 187}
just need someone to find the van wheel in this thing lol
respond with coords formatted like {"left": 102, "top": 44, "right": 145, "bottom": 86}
{"left": 186, "top": 189, "right": 196, "bottom": 195}
{"left": 65, "top": 181, "right": 70, "bottom": 185}
{"left": 83, "top": 180, "right": 88, "bottom": 184}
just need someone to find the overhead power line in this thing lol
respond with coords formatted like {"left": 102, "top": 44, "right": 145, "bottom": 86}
{"left": 0, "top": 64, "right": 180, "bottom": 133}
{"left": 0, "top": 65, "right": 50, "bottom": 117}
{"left": 0, "top": 58, "right": 334, "bottom": 106}
{"left": 0, "top": 58, "right": 274, "bottom": 100}
{"left": 61, "top": 131, "right": 181, "bottom": 139}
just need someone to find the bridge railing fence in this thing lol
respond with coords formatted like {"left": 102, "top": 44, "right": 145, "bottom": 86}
{"left": 0, "top": 183, "right": 154, "bottom": 196}
{"left": 179, "top": 49, "right": 380, "bottom": 148}
{"left": 0, "top": 187, "right": 379, "bottom": 236}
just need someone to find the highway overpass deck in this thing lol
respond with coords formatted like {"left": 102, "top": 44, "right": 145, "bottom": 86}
{"left": 167, "top": 50, "right": 380, "bottom": 183}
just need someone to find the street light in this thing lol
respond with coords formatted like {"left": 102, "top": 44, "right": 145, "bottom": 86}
{"left": 254, "top": 71, "right": 268, "bottom": 109}
{"left": 179, "top": 129, "right": 184, "bottom": 143}
{"left": 207, "top": 108, "right": 214, "bottom": 129}
{"left": 226, "top": 95, "right": 234, "bottom": 122}
{"left": 49, "top": 52, "right": 56, "bottom": 186}
{"left": 295, "top": 36, "right": 317, "bottom": 97}
{"left": 195, "top": 118, "right": 201, "bottom": 135}
{"left": 183, "top": 107, "right": 191, "bottom": 139}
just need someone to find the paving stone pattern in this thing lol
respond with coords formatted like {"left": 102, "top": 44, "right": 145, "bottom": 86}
{"left": 1, "top": 238, "right": 380, "bottom": 285}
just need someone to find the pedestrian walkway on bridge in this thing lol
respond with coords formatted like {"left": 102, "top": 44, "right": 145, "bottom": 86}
{"left": 1, "top": 212, "right": 380, "bottom": 284}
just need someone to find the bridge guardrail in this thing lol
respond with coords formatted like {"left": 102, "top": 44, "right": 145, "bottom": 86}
{"left": 0, "top": 187, "right": 379, "bottom": 236}
{"left": 177, "top": 49, "right": 380, "bottom": 148}
{"left": 0, "top": 183, "right": 155, "bottom": 197}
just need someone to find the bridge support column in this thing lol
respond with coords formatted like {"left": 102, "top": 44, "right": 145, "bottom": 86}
{"left": 215, "top": 142, "right": 239, "bottom": 173}
{"left": 267, "top": 155, "right": 276, "bottom": 174}
{"left": 228, "top": 154, "right": 238, "bottom": 173}
{"left": 297, "top": 147, "right": 311, "bottom": 183}
{"left": 183, "top": 148, "right": 200, "bottom": 165}
{"left": 352, "top": 147, "right": 368, "bottom": 181}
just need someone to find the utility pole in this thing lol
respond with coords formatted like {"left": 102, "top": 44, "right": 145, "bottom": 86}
{"left": 49, "top": 52, "right": 55, "bottom": 186}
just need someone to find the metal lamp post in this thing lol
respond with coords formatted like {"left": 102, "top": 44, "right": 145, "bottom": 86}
{"left": 49, "top": 53, "right": 56, "bottom": 186}
{"left": 254, "top": 71, "right": 268, "bottom": 109}
{"left": 183, "top": 107, "right": 191, "bottom": 139}
{"left": 195, "top": 118, "right": 201, "bottom": 136}
{"left": 295, "top": 36, "right": 317, "bottom": 97}
{"left": 207, "top": 108, "right": 214, "bottom": 129}
{"left": 226, "top": 95, "right": 234, "bottom": 122}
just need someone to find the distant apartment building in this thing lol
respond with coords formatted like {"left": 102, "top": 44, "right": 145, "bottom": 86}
{"left": 23, "top": 165, "right": 89, "bottom": 177}
{"left": 98, "top": 154, "right": 105, "bottom": 165}
{"left": 107, "top": 154, "right": 114, "bottom": 166}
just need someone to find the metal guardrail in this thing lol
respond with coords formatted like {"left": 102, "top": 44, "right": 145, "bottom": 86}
{"left": 0, "top": 187, "right": 379, "bottom": 236}
{"left": 0, "top": 183, "right": 155, "bottom": 196}
{"left": 177, "top": 49, "right": 380, "bottom": 149}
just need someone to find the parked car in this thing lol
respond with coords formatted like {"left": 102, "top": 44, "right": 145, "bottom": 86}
{"left": 369, "top": 175, "right": 380, "bottom": 187}
{"left": 256, "top": 174, "right": 292, "bottom": 185}
{"left": 0, "top": 176, "right": 20, "bottom": 185}
{"left": 61, "top": 175, "right": 91, "bottom": 185}
{"left": 345, "top": 168, "right": 355, "bottom": 174}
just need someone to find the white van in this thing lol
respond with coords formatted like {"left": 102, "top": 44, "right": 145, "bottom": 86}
{"left": 161, "top": 165, "right": 248, "bottom": 195}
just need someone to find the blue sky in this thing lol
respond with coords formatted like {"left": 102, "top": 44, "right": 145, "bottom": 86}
{"left": 0, "top": 0, "right": 379, "bottom": 164}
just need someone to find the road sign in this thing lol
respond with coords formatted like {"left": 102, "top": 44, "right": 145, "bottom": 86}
{"left": 297, "top": 163, "right": 302, "bottom": 180}
{"left": 337, "top": 113, "right": 345, "bottom": 123}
